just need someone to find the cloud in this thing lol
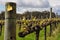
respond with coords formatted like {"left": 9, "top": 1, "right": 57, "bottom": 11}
{"left": 0, "top": 0, "right": 50, "bottom": 13}
{"left": 17, "top": 7, "right": 50, "bottom": 14}
{"left": 52, "top": 6, "right": 60, "bottom": 14}
{"left": 48, "top": 0, "right": 60, "bottom": 15}
{"left": 48, "top": 0, "right": 60, "bottom": 7}
{"left": 0, "top": 0, "right": 17, "bottom": 5}
{"left": 17, "top": 0, "right": 49, "bottom": 8}
{"left": 0, "top": 0, "right": 60, "bottom": 15}
{"left": 0, "top": 0, "right": 50, "bottom": 8}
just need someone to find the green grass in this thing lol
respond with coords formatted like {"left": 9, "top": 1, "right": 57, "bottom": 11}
{"left": 0, "top": 25, "right": 4, "bottom": 40}
{"left": 57, "top": 33, "right": 60, "bottom": 40}
{"left": 0, "top": 23, "right": 60, "bottom": 40}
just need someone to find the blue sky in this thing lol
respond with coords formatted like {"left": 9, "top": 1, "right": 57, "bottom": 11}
{"left": 0, "top": 0, "right": 60, "bottom": 15}
{"left": 0, "top": 5, "right": 5, "bottom": 12}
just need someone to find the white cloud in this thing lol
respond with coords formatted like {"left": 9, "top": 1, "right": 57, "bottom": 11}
{"left": 48, "top": 0, "right": 60, "bottom": 15}
{"left": 20, "top": 0, "right": 42, "bottom": 6}
{"left": 17, "top": 7, "right": 50, "bottom": 14}
{"left": 0, "top": 0, "right": 60, "bottom": 15}
{"left": 48, "top": 0, "right": 60, "bottom": 7}
{"left": 0, "top": 0, "right": 17, "bottom": 5}
{"left": 17, "top": 0, "right": 49, "bottom": 8}
{"left": 0, "top": 0, "right": 49, "bottom": 8}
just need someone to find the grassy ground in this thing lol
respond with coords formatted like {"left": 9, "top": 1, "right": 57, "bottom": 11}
{"left": 0, "top": 23, "right": 60, "bottom": 40}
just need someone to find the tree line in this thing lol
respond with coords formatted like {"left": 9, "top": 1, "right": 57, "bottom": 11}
{"left": 0, "top": 11, "right": 57, "bottom": 20}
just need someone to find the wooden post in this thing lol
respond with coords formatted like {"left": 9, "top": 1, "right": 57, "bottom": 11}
{"left": 0, "top": 23, "right": 2, "bottom": 36}
{"left": 50, "top": 8, "right": 52, "bottom": 18}
{"left": 55, "top": 22, "right": 57, "bottom": 28}
{"left": 19, "top": 22, "right": 21, "bottom": 30}
{"left": 49, "top": 8, "right": 52, "bottom": 37}
{"left": 35, "top": 30, "right": 40, "bottom": 40}
{"left": 44, "top": 26, "right": 47, "bottom": 40}
{"left": 4, "top": 2, "right": 16, "bottom": 40}
{"left": 49, "top": 23, "right": 52, "bottom": 36}
{"left": 56, "top": 13, "right": 58, "bottom": 18}
{"left": 52, "top": 23, "right": 55, "bottom": 31}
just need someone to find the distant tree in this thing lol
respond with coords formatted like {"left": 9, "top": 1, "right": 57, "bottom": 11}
{"left": 0, "top": 11, "right": 5, "bottom": 20}
{"left": 1, "top": 11, "right": 5, "bottom": 20}
{"left": 21, "top": 11, "right": 56, "bottom": 19}
{"left": 0, "top": 11, "right": 56, "bottom": 20}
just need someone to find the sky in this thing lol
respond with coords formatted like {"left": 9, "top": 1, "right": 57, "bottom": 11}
{"left": 0, "top": 0, "right": 60, "bottom": 15}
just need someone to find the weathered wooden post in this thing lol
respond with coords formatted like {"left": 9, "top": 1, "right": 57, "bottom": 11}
{"left": 0, "top": 23, "right": 2, "bottom": 36}
{"left": 35, "top": 30, "right": 40, "bottom": 40}
{"left": 50, "top": 8, "right": 52, "bottom": 18}
{"left": 4, "top": 2, "right": 16, "bottom": 40}
{"left": 44, "top": 26, "right": 47, "bottom": 40}
{"left": 49, "top": 23, "right": 52, "bottom": 36}
{"left": 49, "top": 8, "right": 52, "bottom": 36}
{"left": 54, "top": 13, "right": 57, "bottom": 29}
{"left": 34, "top": 25, "right": 41, "bottom": 40}
{"left": 56, "top": 13, "right": 58, "bottom": 18}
